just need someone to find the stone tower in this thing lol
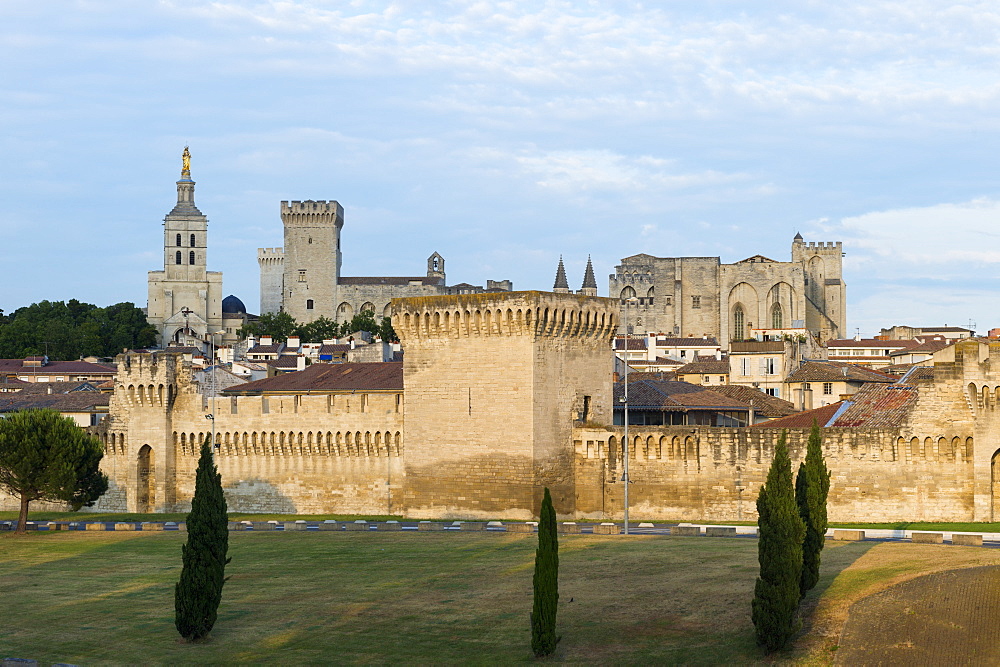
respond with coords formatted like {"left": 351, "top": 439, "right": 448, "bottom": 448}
{"left": 427, "top": 252, "right": 445, "bottom": 282}
{"left": 579, "top": 255, "right": 598, "bottom": 297}
{"left": 394, "top": 291, "right": 617, "bottom": 520}
{"left": 791, "top": 234, "right": 846, "bottom": 340}
{"left": 104, "top": 352, "right": 192, "bottom": 512}
{"left": 553, "top": 256, "right": 569, "bottom": 293}
{"left": 146, "top": 148, "right": 223, "bottom": 348}
{"left": 257, "top": 248, "right": 284, "bottom": 315}
{"left": 280, "top": 200, "right": 344, "bottom": 323}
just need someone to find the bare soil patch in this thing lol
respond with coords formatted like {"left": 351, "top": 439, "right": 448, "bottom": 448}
{"left": 834, "top": 564, "right": 1000, "bottom": 665}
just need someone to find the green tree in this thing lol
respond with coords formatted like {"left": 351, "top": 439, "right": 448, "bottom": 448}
{"left": 175, "top": 436, "right": 231, "bottom": 641}
{"left": 0, "top": 299, "right": 153, "bottom": 359}
{"left": 531, "top": 487, "right": 560, "bottom": 657}
{"left": 294, "top": 315, "right": 340, "bottom": 342}
{"left": 0, "top": 409, "right": 108, "bottom": 534}
{"left": 752, "top": 431, "right": 805, "bottom": 653}
{"left": 237, "top": 311, "right": 298, "bottom": 342}
{"left": 796, "top": 421, "right": 831, "bottom": 597}
{"left": 341, "top": 310, "right": 379, "bottom": 338}
{"left": 377, "top": 316, "right": 398, "bottom": 343}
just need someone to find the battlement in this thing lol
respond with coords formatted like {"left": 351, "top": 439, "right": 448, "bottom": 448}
{"left": 393, "top": 290, "right": 617, "bottom": 343}
{"left": 798, "top": 241, "right": 842, "bottom": 252}
{"left": 280, "top": 200, "right": 345, "bottom": 227}
{"left": 257, "top": 248, "right": 285, "bottom": 265}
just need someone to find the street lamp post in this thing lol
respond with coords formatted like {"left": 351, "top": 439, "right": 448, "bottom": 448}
{"left": 621, "top": 296, "right": 638, "bottom": 535}
{"left": 206, "top": 330, "right": 226, "bottom": 456}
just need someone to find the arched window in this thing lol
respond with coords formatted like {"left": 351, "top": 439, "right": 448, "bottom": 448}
{"left": 306, "top": 299, "right": 314, "bottom": 310}
{"left": 175, "top": 250, "right": 182, "bottom": 265}
{"left": 733, "top": 305, "right": 745, "bottom": 340}
{"left": 620, "top": 286, "right": 636, "bottom": 300}
{"left": 175, "top": 233, "right": 181, "bottom": 247}
{"left": 771, "top": 303, "right": 783, "bottom": 329}
{"left": 190, "top": 234, "right": 196, "bottom": 247}
{"left": 189, "top": 251, "right": 195, "bottom": 265}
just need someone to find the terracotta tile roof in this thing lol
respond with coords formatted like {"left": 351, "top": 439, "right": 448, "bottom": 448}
{"left": 225, "top": 362, "right": 403, "bottom": 394}
{"left": 614, "top": 337, "right": 647, "bottom": 351}
{"left": 247, "top": 344, "right": 283, "bottom": 354}
{"left": 14, "top": 381, "right": 102, "bottom": 394}
{"left": 785, "top": 361, "right": 895, "bottom": 384}
{"left": 905, "top": 366, "right": 936, "bottom": 382}
{"left": 319, "top": 344, "right": 351, "bottom": 355}
{"left": 752, "top": 402, "right": 844, "bottom": 429}
{"left": 826, "top": 339, "right": 918, "bottom": 349}
{"left": 652, "top": 337, "right": 720, "bottom": 347}
{"left": 709, "top": 385, "right": 797, "bottom": 417}
{"left": 0, "top": 359, "right": 117, "bottom": 376}
{"left": 829, "top": 383, "right": 919, "bottom": 428}
{"left": 269, "top": 357, "right": 301, "bottom": 369}
{"left": 889, "top": 339, "right": 950, "bottom": 356}
{"left": 614, "top": 380, "right": 749, "bottom": 410}
{"left": 0, "top": 391, "right": 110, "bottom": 413}
{"left": 675, "top": 360, "right": 730, "bottom": 375}
{"left": 730, "top": 341, "right": 784, "bottom": 353}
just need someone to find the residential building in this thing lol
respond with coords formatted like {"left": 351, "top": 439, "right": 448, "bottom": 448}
{"left": 783, "top": 360, "right": 895, "bottom": 410}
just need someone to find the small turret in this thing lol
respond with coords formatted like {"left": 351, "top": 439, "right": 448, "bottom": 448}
{"left": 579, "top": 255, "right": 598, "bottom": 296}
{"left": 553, "top": 256, "right": 569, "bottom": 293}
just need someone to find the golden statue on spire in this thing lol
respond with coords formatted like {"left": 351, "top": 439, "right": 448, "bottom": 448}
{"left": 181, "top": 146, "right": 191, "bottom": 178}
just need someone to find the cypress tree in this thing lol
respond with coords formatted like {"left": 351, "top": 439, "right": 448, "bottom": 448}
{"left": 796, "top": 420, "right": 831, "bottom": 597}
{"left": 752, "top": 431, "right": 805, "bottom": 653}
{"left": 531, "top": 487, "right": 559, "bottom": 657}
{"left": 175, "top": 436, "right": 230, "bottom": 641}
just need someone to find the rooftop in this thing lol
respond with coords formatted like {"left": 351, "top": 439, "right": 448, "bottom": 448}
{"left": 224, "top": 362, "right": 403, "bottom": 395}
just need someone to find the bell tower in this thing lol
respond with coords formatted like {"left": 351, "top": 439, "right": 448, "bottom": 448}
{"left": 146, "top": 148, "right": 224, "bottom": 348}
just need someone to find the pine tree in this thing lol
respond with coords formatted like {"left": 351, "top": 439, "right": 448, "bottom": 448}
{"left": 0, "top": 409, "right": 108, "bottom": 534}
{"left": 796, "top": 420, "right": 831, "bottom": 597}
{"left": 752, "top": 431, "right": 805, "bottom": 653}
{"left": 175, "top": 436, "right": 230, "bottom": 641}
{"left": 531, "top": 487, "right": 559, "bottom": 657}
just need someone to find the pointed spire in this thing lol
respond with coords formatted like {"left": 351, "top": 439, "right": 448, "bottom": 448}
{"left": 582, "top": 255, "right": 597, "bottom": 289}
{"left": 793, "top": 231, "right": 803, "bottom": 241}
{"left": 553, "top": 256, "right": 569, "bottom": 293}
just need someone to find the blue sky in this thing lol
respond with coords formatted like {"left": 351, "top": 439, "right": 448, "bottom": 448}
{"left": 3, "top": 1, "right": 1000, "bottom": 336}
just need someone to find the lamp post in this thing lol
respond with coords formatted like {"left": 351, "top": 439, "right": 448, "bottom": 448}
{"left": 621, "top": 296, "right": 638, "bottom": 535}
{"left": 206, "top": 330, "right": 225, "bottom": 455}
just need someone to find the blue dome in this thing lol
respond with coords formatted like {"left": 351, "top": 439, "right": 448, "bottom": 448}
{"left": 222, "top": 294, "right": 247, "bottom": 314}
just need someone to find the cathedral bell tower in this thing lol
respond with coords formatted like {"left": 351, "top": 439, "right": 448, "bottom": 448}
{"left": 146, "top": 148, "right": 224, "bottom": 349}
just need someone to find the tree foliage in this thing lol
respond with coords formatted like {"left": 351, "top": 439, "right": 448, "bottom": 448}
{"left": 796, "top": 421, "right": 831, "bottom": 597}
{"left": 531, "top": 487, "right": 560, "bottom": 657}
{"left": 237, "top": 310, "right": 397, "bottom": 343}
{"left": 0, "top": 300, "right": 156, "bottom": 359}
{"left": 752, "top": 431, "right": 805, "bottom": 653}
{"left": 175, "top": 436, "right": 231, "bottom": 641}
{"left": 0, "top": 409, "right": 108, "bottom": 534}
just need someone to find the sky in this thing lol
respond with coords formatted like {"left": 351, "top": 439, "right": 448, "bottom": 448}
{"left": 3, "top": 1, "right": 1000, "bottom": 337}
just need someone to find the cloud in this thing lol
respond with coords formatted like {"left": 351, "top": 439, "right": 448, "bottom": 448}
{"left": 826, "top": 199, "right": 1000, "bottom": 275}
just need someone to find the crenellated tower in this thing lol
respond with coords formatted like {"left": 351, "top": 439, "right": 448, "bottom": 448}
{"left": 791, "top": 234, "right": 846, "bottom": 340}
{"left": 280, "top": 200, "right": 344, "bottom": 323}
{"left": 394, "top": 290, "right": 617, "bottom": 520}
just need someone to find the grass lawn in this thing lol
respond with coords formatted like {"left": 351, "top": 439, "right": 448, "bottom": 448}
{"left": 2, "top": 531, "right": 998, "bottom": 664}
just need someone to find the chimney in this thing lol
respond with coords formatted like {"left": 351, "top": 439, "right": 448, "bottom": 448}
{"left": 296, "top": 354, "right": 306, "bottom": 371}
{"left": 287, "top": 336, "right": 300, "bottom": 348}
{"left": 261, "top": 335, "right": 273, "bottom": 346}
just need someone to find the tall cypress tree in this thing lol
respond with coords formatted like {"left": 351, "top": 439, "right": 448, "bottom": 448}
{"left": 175, "top": 436, "right": 230, "bottom": 641}
{"left": 752, "top": 431, "right": 805, "bottom": 653}
{"left": 796, "top": 420, "right": 831, "bottom": 597}
{"left": 531, "top": 487, "right": 559, "bottom": 657}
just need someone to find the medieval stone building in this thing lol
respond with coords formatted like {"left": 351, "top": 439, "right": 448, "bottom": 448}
{"left": 610, "top": 234, "right": 846, "bottom": 346}
{"left": 146, "top": 148, "right": 224, "bottom": 348}
{"left": 258, "top": 201, "right": 512, "bottom": 325}
{"left": 7, "top": 291, "right": 1000, "bottom": 523}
